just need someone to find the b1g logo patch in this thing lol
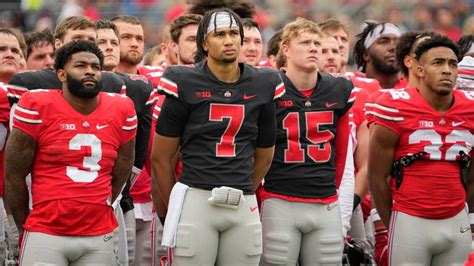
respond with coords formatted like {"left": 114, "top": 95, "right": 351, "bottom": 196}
{"left": 60, "top": 123, "right": 76, "bottom": 131}
{"left": 196, "top": 91, "right": 212, "bottom": 98}
{"left": 278, "top": 100, "right": 293, "bottom": 108}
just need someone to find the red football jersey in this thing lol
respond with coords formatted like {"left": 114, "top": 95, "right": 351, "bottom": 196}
{"left": 13, "top": 90, "right": 137, "bottom": 236}
{"left": 367, "top": 87, "right": 474, "bottom": 219}
{"left": 0, "top": 84, "right": 10, "bottom": 198}
{"left": 138, "top": 65, "right": 166, "bottom": 89}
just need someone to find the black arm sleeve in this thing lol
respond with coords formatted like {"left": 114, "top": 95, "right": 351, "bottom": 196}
{"left": 256, "top": 101, "right": 277, "bottom": 148}
{"left": 155, "top": 96, "right": 189, "bottom": 137}
{"left": 134, "top": 101, "right": 151, "bottom": 169}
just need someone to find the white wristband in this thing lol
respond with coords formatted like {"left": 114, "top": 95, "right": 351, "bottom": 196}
{"left": 469, "top": 213, "right": 474, "bottom": 225}
{"left": 370, "top": 208, "right": 381, "bottom": 222}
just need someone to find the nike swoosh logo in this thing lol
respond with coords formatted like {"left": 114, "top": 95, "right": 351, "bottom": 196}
{"left": 96, "top": 124, "right": 109, "bottom": 130}
{"left": 243, "top": 94, "right": 256, "bottom": 100}
{"left": 325, "top": 102, "right": 337, "bottom": 108}
{"left": 460, "top": 226, "right": 470, "bottom": 233}
{"left": 452, "top": 121, "right": 465, "bottom": 127}
{"left": 250, "top": 206, "right": 258, "bottom": 212}
{"left": 103, "top": 235, "right": 113, "bottom": 242}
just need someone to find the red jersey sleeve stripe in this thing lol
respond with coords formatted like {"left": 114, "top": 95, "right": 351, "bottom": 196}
{"left": 146, "top": 91, "right": 158, "bottom": 105}
{"left": 122, "top": 124, "right": 138, "bottom": 131}
{"left": 365, "top": 111, "right": 404, "bottom": 122}
{"left": 347, "top": 88, "right": 357, "bottom": 104}
{"left": 120, "top": 84, "right": 127, "bottom": 95}
{"left": 13, "top": 113, "right": 43, "bottom": 124}
{"left": 7, "top": 85, "right": 28, "bottom": 100}
{"left": 158, "top": 78, "right": 178, "bottom": 98}
{"left": 274, "top": 82, "right": 285, "bottom": 99}
{"left": 126, "top": 115, "right": 137, "bottom": 122}
{"left": 368, "top": 103, "right": 399, "bottom": 113}
{"left": 16, "top": 105, "right": 39, "bottom": 115}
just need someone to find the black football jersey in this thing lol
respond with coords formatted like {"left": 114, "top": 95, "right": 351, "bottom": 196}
{"left": 156, "top": 62, "right": 285, "bottom": 194}
{"left": 264, "top": 72, "right": 355, "bottom": 199}
{"left": 115, "top": 72, "right": 153, "bottom": 169}
{"left": 8, "top": 69, "right": 124, "bottom": 106}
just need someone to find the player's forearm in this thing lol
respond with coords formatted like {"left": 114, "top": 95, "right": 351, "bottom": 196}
{"left": 151, "top": 177, "right": 168, "bottom": 217}
{"left": 252, "top": 146, "right": 275, "bottom": 189}
{"left": 354, "top": 166, "right": 369, "bottom": 199}
{"left": 4, "top": 180, "right": 29, "bottom": 234}
{"left": 152, "top": 159, "right": 176, "bottom": 208}
{"left": 4, "top": 129, "right": 36, "bottom": 233}
{"left": 111, "top": 138, "right": 136, "bottom": 201}
{"left": 368, "top": 177, "right": 392, "bottom": 227}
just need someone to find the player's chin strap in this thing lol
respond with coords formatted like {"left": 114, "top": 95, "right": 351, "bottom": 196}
{"left": 390, "top": 151, "right": 427, "bottom": 190}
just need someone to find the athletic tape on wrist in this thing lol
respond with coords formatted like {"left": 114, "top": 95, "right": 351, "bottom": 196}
{"left": 370, "top": 208, "right": 381, "bottom": 222}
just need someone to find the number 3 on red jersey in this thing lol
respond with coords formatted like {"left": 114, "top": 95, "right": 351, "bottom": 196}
{"left": 209, "top": 104, "right": 245, "bottom": 157}
{"left": 283, "top": 111, "right": 334, "bottom": 163}
{"left": 67, "top": 134, "right": 102, "bottom": 182}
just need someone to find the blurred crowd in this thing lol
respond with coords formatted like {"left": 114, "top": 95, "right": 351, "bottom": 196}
{"left": 1, "top": 0, "right": 474, "bottom": 67}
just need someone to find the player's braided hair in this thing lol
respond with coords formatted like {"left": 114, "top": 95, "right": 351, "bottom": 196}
{"left": 457, "top": 34, "right": 474, "bottom": 58}
{"left": 195, "top": 8, "right": 244, "bottom": 63}
{"left": 414, "top": 34, "right": 460, "bottom": 61}
{"left": 395, "top": 31, "right": 439, "bottom": 76}
{"left": 54, "top": 40, "right": 104, "bottom": 71}
{"left": 188, "top": 0, "right": 255, "bottom": 19}
{"left": 353, "top": 21, "right": 380, "bottom": 72}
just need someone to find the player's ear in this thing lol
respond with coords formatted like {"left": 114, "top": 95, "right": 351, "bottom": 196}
{"left": 415, "top": 65, "right": 424, "bottom": 78}
{"left": 202, "top": 39, "right": 208, "bottom": 53}
{"left": 57, "top": 69, "right": 67, "bottom": 82}
{"left": 403, "top": 55, "right": 412, "bottom": 70}
{"left": 362, "top": 51, "right": 369, "bottom": 62}
{"left": 281, "top": 43, "right": 289, "bottom": 59}
{"left": 54, "top": 39, "right": 63, "bottom": 50}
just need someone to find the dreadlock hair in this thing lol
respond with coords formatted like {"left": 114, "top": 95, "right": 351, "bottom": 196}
{"left": 54, "top": 40, "right": 104, "bottom": 71}
{"left": 396, "top": 31, "right": 440, "bottom": 76}
{"left": 457, "top": 35, "right": 474, "bottom": 58}
{"left": 194, "top": 8, "right": 244, "bottom": 63}
{"left": 188, "top": 0, "right": 255, "bottom": 19}
{"left": 353, "top": 21, "right": 379, "bottom": 72}
{"left": 414, "top": 34, "right": 460, "bottom": 62}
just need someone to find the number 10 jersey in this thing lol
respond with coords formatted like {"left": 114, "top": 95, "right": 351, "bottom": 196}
{"left": 13, "top": 90, "right": 137, "bottom": 236}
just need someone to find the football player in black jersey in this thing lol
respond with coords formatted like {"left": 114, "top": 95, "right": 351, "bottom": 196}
{"left": 259, "top": 18, "right": 355, "bottom": 265}
{"left": 95, "top": 19, "right": 154, "bottom": 266}
{"left": 151, "top": 8, "right": 284, "bottom": 265}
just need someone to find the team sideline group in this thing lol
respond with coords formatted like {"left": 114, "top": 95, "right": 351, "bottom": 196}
{"left": 0, "top": 1, "right": 473, "bottom": 265}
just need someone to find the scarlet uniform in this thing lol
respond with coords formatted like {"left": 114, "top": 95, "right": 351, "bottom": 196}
{"left": 367, "top": 87, "right": 474, "bottom": 219}
{"left": 351, "top": 72, "right": 407, "bottom": 89}
{"left": 13, "top": 90, "right": 137, "bottom": 236}
{"left": 137, "top": 65, "right": 166, "bottom": 89}
{"left": 0, "top": 84, "right": 10, "bottom": 198}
